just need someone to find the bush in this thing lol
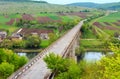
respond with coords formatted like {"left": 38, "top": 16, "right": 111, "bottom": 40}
{"left": 0, "top": 62, "right": 14, "bottom": 79}
{"left": 25, "top": 35, "right": 41, "bottom": 48}
{"left": 0, "top": 48, "right": 28, "bottom": 78}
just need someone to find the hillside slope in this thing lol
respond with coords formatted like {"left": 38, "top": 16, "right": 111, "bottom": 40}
{"left": 67, "top": 2, "right": 99, "bottom": 8}
{"left": 68, "top": 2, "right": 120, "bottom": 10}
{"left": 0, "top": 1, "right": 89, "bottom": 14}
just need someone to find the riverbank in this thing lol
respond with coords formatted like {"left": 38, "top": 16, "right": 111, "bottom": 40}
{"left": 78, "top": 39, "right": 111, "bottom": 54}
{"left": 14, "top": 49, "right": 42, "bottom": 53}
{"left": 85, "top": 48, "right": 111, "bottom": 52}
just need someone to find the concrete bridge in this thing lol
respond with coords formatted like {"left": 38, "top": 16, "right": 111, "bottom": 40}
{"left": 8, "top": 21, "right": 83, "bottom": 79}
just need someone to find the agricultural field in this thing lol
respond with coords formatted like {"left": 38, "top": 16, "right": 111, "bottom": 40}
{"left": 92, "top": 12, "right": 120, "bottom": 36}
{"left": 97, "top": 12, "right": 120, "bottom": 22}
{"left": 80, "top": 11, "right": 120, "bottom": 51}
{"left": 0, "top": 11, "right": 98, "bottom": 34}
{"left": 80, "top": 39, "right": 103, "bottom": 50}
{"left": 0, "top": 1, "right": 103, "bottom": 35}
{"left": 0, "top": 1, "right": 104, "bottom": 51}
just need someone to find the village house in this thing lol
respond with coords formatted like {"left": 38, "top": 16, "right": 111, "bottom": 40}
{"left": 0, "top": 31, "right": 7, "bottom": 42}
{"left": 38, "top": 30, "right": 53, "bottom": 39}
{"left": 11, "top": 33, "right": 23, "bottom": 40}
{"left": 13, "top": 28, "right": 54, "bottom": 40}
{"left": 40, "top": 33, "right": 49, "bottom": 39}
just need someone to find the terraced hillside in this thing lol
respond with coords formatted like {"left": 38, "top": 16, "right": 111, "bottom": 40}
{"left": 93, "top": 12, "right": 120, "bottom": 36}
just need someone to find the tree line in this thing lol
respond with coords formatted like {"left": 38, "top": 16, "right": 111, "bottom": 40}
{"left": 0, "top": 48, "right": 28, "bottom": 79}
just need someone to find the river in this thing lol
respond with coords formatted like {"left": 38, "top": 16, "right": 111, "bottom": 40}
{"left": 17, "top": 52, "right": 38, "bottom": 60}
{"left": 17, "top": 51, "right": 112, "bottom": 62}
{"left": 77, "top": 51, "right": 112, "bottom": 62}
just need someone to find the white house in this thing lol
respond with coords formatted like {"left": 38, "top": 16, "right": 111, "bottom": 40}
{"left": 0, "top": 31, "right": 7, "bottom": 42}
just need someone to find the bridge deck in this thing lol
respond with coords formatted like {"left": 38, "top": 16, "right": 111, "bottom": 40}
{"left": 9, "top": 21, "right": 83, "bottom": 79}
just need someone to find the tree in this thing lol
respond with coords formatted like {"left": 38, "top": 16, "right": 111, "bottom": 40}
{"left": 0, "top": 39, "right": 13, "bottom": 49}
{"left": 114, "top": 32, "right": 120, "bottom": 37}
{"left": 48, "top": 33, "right": 57, "bottom": 44}
{"left": 102, "top": 39, "right": 110, "bottom": 52}
{"left": 0, "top": 48, "right": 13, "bottom": 63}
{"left": 10, "top": 54, "right": 28, "bottom": 70}
{"left": 80, "top": 45, "right": 120, "bottom": 79}
{"left": 25, "top": 35, "right": 41, "bottom": 48}
{"left": 56, "top": 60, "right": 82, "bottom": 79}
{"left": 0, "top": 48, "right": 28, "bottom": 70}
{"left": 44, "top": 53, "right": 82, "bottom": 79}
{"left": 12, "top": 40, "right": 25, "bottom": 48}
{"left": 18, "top": 56, "right": 28, "bottom": 67}
{"left": 81, "top": 23, "right": 89, "bottom": 33}
{"left": 16, "top": 19, "right": 24, "bottom": 27}
{"left": 44, "top": 53, "right": 68, "bottom": 73}
{"left": 0, "top": 62, "right": 14, "bottom": 79}
{"left": 110, "top": 38, "right": 120, "bottom": 46}
{"left": 10, "top": 54, "right": 21, "bottom": 70}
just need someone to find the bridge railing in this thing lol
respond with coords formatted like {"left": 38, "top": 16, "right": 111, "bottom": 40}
{"left": 49, "top": 28, "right": 81, "bottom": 79}
{"left": 8, "top": 24, "right": 76, "bottom": 79}
{"left": 8, "top": 21, "right": 83, "bottom": 79}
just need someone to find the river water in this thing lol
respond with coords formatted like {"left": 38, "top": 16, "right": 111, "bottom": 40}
{"left": 83, "top": 52, "right": 105, "bottom": 62}
{"left": 77, "top": 51, "right": 112, "bottom": 62}
{"left": 17, "top": 52, "right": 38, "bottom": 60}
{"left": 17, "top": 51, "right": 112, "bottom": 62}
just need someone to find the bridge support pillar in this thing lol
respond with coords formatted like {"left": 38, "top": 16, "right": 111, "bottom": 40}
{"left": 65, "top": 32, "right": 81, "bottom": 62}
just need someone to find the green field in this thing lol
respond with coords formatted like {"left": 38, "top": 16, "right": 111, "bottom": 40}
{"left": 80, "top": 11, "right": 120, "bottom": 51}
{"left": 36, "top": 13, "right": 81, "bottom": 22}
{"left": 0, "top": 1, "right": 101, "bottom": 35}
{"left": 0, "top": 16, "right": 10, "bottom": 23}
{"left": 80, "top": 39, "right": 103, "bottom": 50}
{"left": 36, "top": 13, "right": 60, "bottom": 20}
{"left": 40, "top": 40, "right": 50, "bottom": 48}
{"left": 92, "top": 12, "right": 120, "bottom": 37}
{"left": 97, "top": 12, "right": 120, "bottom": 22}
{"left": 0, "top": 13, "right": 81, "bottom": 33}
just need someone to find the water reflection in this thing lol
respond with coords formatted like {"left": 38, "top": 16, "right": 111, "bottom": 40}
{"left": 17, "top": 52, "right": 38, "bottom": 60}
{"left": 77, "top": 52, "right": 108, "bottom": 62}
{"left": 83, "top": 52, "right": 105, "bottom": 62}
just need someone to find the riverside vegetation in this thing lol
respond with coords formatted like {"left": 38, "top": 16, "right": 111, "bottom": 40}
{"left": 44, "top": 44, "right": 120, "bottom": 79}
{"left": 0, "top": 49, "right": 28, "bottom": 79}
{"left": 77, "top": 11, "right": 120, "bottom": 53}
{"left": 0, "top": 1, "right": 120, "bottom": 79}
{"left": 43, "top": 12, "right": 120, "bottom": 79}
{"left": 0, "top": 1, "right": 101, "bottom": 79}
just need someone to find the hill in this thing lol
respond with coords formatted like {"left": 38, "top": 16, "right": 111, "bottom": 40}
{"left": 0, "top": 0, "right": 48, "bottom": 3}
{"left": 67, "top": 2, "right": 99, "bottom": 8}
{"left": 0, "top": 1, "right": 91, "bottom": 14}
{"left": 0, "top": 0, "right": 30, "bottom": 2}
{"left": 68, "top": 2, "right": 120, "bottom": 10}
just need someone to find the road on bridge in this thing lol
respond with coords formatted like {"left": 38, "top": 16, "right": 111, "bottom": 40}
{"left": 9, "top": 21, "right": 83, "bottom": 79}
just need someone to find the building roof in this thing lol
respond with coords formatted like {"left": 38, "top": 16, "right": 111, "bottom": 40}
{"left": 19, "top": 28, "right": 54, "bottom": 35}
{"left": 0, "top": 31, "right": 7, "bottom": 35}
{"left": 11, "top": 33, "right": 21, "bottom": 38}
